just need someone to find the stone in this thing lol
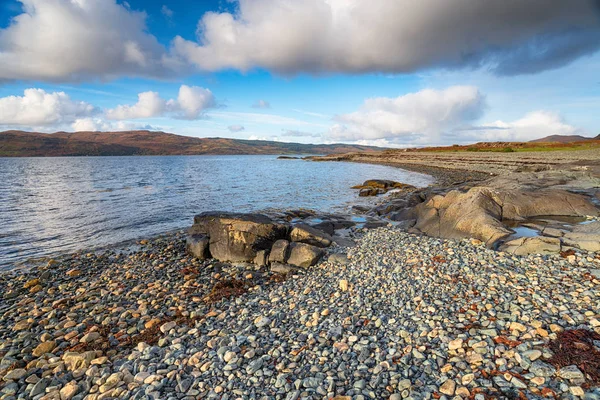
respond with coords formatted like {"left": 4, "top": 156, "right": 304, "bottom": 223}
{"left": 24, "top": 278, "right": 40, "bottom": 289}
{"left": 289, "top": 223, "right": 332, "bottom": 247}
{"left": 62, "top": 351, "right": 96, "bottom": 371}
{"left": 270, "top": 262, "right": 297, "bottom": 275}
{"left": 339, "top": 279, "right": 349, "bottom": 292}
{"left": 253, "top": 249, "right": 269, "bottom": 266}
{"left": 439, "top": 379, "right": 456, "bottom": 396}
{"left": 254, "top": 316, "right": 271, "bottom": 328}
{"left": 59, "top": 381, "right": 78, "bottom": 400}
{"left": 33, "top": 341, "right": 57, "bottom": 356}
{"left": 328, "top": 253, "right": 349, "bottom": 265}
{"left": 3, "top": 368, "right": 27, "bottom": 381}
{"left": 80, "top": 332, "right": 100, "bottom": 343}
{"left": 448, "top": 338, "right": 463, "bottom": 350}
{"left": 66, "top": 269, "right": 80, "bottom": 277}
{"left": 558, "top": 365, "right": 585, "bottom": 380}
{"left": 160, "top": 321, "right": 177, "bottom": 333}
{"left": 269, "top": 240, "right": 290, "bottom": 264}
{"left": 186, "top": 234, "right": 210, "bottom": 259}
{"left": 190, "top": 212, "right": 288, "bottom": 262}
{"left": 530, "top": 361, "right": 556, "bottom": 377}
{"left": 287, "top": 242, "right": 324, "bottom": 268}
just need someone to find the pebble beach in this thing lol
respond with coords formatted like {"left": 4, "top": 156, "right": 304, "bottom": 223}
{"left": 2, "top": 226, "right": 600, "bottom": 399}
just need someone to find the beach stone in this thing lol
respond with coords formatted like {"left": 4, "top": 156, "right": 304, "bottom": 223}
{"left": 33, "top": 341, "right": 57, "bottom": 356}
{"left": 287, "top": 242, "right": 324, "bottom": 268}
{"left": 80, "top": 332, "right": 100, "bottom": 343}
{"left": 3, "top": 368, "right": 27, "bottom": 381}
{"left": 66, "top": 269, "right": 80, "bottom": 277}
{"left": 269, "top": 240, "right": 290, "bottom": 264}
{"left": 328, "top": 253, "right": 349, "bottom": 265}
{"left": 63, "top": 351, "right": 96, "bottom": 371}
{"left": 290, "top": 223, "right": 332, "bottom": 247}
{"left": 339, "top": 279, "right": 349, "bottom": 292}
{"left": 558, "top": 365, "right": 585, "bottom": 380}
{"left": 448, "top": 338, "right": 463, "bottom": 350}
{"left": 160, "top": 321, "right": 176, "bottom": 333}
{"left": 439, "top": 379, "right": 456, "bottom": 396}
{"left": 530, "top": 361, "right": 556, "bottom": 377}
{"left": 191, "top": 212, "right": 288, "bottom": 262}
{"left": 270, "top": 262, "right": 297, "bottom": 275}
{"left": 24, "top": 278, "right": 40, "bottom": 289}
{"left": 186, "top": 234, "right": 210, "bottom": 259}
{"left": 59, "top": 381, "right": 78, "bottom": 400}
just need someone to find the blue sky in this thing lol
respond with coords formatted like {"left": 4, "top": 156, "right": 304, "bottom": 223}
{"left": 0, "top": 0, "right": 599, "bottom": 146}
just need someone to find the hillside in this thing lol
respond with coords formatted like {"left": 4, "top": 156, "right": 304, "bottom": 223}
{"left": 0, "top": 130, "right": 384, "bottom": 157}
{"left": 529, "top": 134, "right": 595, "bottom": 143}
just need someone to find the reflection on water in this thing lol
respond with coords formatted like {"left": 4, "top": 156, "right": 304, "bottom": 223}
{"left": 0, "top": 155, "right": 433, "bottom": 269}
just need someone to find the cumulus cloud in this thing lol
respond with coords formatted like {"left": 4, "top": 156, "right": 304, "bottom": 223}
{"left": 252, "top": 100, "right": 271, "bottom": 109}
{"left": 466, "top": 111, "right": 579, "bottom": 142}
{"left": 106, "top": 91, "right": 166, "bottom": 120}
{"left": 106, "top": 85, "right": 216, "bottom": 120}
{"left": 171, "top": 0, "right": 600, "bottom": 76}
{"left": 0, "top": 0, "right": 177, "bottom": 81}
{"left": 327, "top": 86, "right": 485, "bottom": 143}
{"left": 0, "top": 88, "right": 96, "bottom": 126}
{"left": 72, "top": 118, "right": 112, "bottom": 132}
{"left": 228, "top": 124, "right": 245, "bottom": 132}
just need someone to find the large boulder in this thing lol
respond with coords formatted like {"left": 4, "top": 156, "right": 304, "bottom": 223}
{"left": 290, "top": 224, "right": 332, "bottom": 247}
{"left": 190, "top": 212, "right": 288, "bottom": 262}
{"left": 287, "top": 242, "right": 324, "bottom": 268}
{"left": 413, "top": 187, "right": 599, "bottom": 249}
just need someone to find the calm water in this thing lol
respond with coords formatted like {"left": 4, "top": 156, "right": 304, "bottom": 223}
{"left": 0, "top": 155, "right": 433, "bottom": 269}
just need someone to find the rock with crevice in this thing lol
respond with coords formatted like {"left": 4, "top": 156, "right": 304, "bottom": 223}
{"left": 190, "top": 212, "right": 288, "bottom": 262}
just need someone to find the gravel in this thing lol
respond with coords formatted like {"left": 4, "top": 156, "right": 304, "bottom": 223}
{"left": 1, "top": 227, "right": 599, "bottom": 399}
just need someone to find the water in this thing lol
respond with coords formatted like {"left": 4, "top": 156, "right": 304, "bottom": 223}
{"left": 0, "top": 155, "right": 433, "bottom": 270}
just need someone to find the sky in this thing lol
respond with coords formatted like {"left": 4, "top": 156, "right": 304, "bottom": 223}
{"left": 0, "top": 0, "right": 599, "bottom": 147}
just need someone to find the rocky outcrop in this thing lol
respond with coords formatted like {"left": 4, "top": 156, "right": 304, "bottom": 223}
{"left": 412, "top": 187, "right": 599, "bottom": 249}
{"left": 190, "top": 212, "right": 288, "bottom": 262}
{"left": 187, "top": 212, "right": 332, "bottom": 269}
{"left": 500, "top": 237, "right": 562, "bottom": 255}
{"left": 352, "top": 179, "right": 415, "bottom": 197}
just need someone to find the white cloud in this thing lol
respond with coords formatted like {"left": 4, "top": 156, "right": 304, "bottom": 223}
{"left": 106, "top": 85, "right": 216, "bottom": 120}
{"left": 252, "top": 100, "right": 271, "bottom": 109}
{"left": 327, "top": 86, "right": 485, "bottom": 143}
{"left": 171, "top": 85, "right": 216, "bottom": 119}
{"left": 228, "top": 124, "right": 245, "bottom": 132}
{"left": 161, "top": 5, "right": 174, "bottom": 19}
{"left": 71, "top": 118, "right": 161, "bottom": 132}
{"left": 0, "top": 0, "right": 177, "bottom": 81}
{"left": 468, "top": 111, "right": 579, "bottom": 142}
{"left": 72, "top": 118, "right": 112, "bottom": 132}
{"left": 172, "top": 0, "right": 600, "bottom": 76}
{"left": 106, "top": 91, "right": 166, "bottom": 120}
{"left": 0, "top": 88, "right": 95, "bottom": 126}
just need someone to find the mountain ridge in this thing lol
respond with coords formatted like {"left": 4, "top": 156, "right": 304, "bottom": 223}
{"left": 0, "top": 130, "right": 385, "bottom": 157}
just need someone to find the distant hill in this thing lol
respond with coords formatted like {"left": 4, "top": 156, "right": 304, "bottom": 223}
{"left": 529, "top": 134, "right": 595, "bottom": 143}
{"left": 0, "top": 130, "right": 385, "bottom": 157}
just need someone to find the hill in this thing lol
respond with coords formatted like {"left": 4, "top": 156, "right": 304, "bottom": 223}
{"left": 0, "top": 130, "right": 384, "bottom": 157}
{"left": 529, "top": 134, "right": 595, "bottom": 143}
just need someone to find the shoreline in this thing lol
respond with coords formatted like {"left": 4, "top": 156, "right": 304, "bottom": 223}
{"left": 2, "top": 154, "right": 600, "bottom": 399}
